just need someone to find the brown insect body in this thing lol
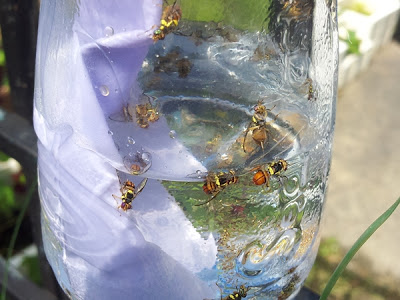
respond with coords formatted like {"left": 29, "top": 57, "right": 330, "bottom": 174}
{"left": 252, "top": 159, "right": 288, "bottom": 187}
{"left": 222, "top": 285, "right": 249, "bottom": 300}
{"left": 135, "top": 103, "right": 159, "bottom": 128}
{"left": 153, "top": 1, "right": 182, "bottom": 41}
{"left": 197, "top": 171, "right": 238, "bottom": 206}
{"left": 243, "top": 101, "right": 276, "bottom": 153}
{"left": 113, "top": 178, "right": 148, "bottom": 212}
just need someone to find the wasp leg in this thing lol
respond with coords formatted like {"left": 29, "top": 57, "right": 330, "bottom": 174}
{"left": 112, "top": 194, "right": 122, "bottom": 205}
{"left": 112, "top": 194, "right": 124, "bottom": 215}
{"left": 242, "top": 121, "right": 253, "bottom": 153}
{"left": 194, "top": 190, "right": 221, "bottom": 206}
{"left": 277, "top": 175, "right": 289, "bottom": 186}
{"left": 243, "top": 124, "right": 261, "bottom": 153}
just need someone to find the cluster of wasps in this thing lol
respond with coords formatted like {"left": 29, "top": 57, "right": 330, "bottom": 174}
{"left": 196, "top": 100, "right": 288, "bottom": 206}
{"left": 197, "top": 159, "right": 288, "bottom": 206}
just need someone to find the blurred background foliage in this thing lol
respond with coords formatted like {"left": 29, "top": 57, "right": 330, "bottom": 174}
{"left": 177, "top": 0, "right": 272, "bottom": 31}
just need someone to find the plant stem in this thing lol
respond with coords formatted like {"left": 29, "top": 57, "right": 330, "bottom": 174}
{"left": 320, "top": 196, "right": 400, "bottom": 300}
{"left": 1, "top": 178, "right": 37, "bottom": 300}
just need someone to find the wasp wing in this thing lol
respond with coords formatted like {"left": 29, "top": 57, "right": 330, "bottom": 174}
{"left": 134, "top": 178, "right": 148, "bottom": 196}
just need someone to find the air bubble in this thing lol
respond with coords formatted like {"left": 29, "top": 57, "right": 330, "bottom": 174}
{"left": 123, "top": 151, "right": 152, "bottom": 175}
{"left": 107, "top": 130, "right": 113, "bottom": 136}
{"left": 141, "top": 152, "right": 151, "bottom": 163}
{"left": 169, "top": 130, "right": 177, "bottom": 139}
{"left": 99, "top": 85, "right": 109, "bottom": 96}
{"left": 127, "top": 137, "right": 135, "bottom": 144}
{"left": 104, "top": 26, "right": 114, "bottom": 37}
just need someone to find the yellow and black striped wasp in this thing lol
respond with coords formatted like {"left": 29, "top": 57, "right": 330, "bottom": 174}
{"left": 222, "top": 285, "right": 249, "bottom": 300}
{"left": 306, "top": 78, "right": 316, "bottom": 101}
{"left": 252, "top": 159, "right": 288, "bottom": 188}
{"left": 243, "top": 100, "right": 277, "bottom": 153}
{"left": 113, "top": 177, "right": 148, "bottom": 212}
{"left": 195, "top": 170, "right": 239, "bottom": 206}
{"left": 153, "top": 0, "right": 182, "bottom": 41}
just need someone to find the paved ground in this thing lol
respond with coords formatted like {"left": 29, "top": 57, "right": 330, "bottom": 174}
{"left": 321, "top": 40, "right": 400, "bottom": 278}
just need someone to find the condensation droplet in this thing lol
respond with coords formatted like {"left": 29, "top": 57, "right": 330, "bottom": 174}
{"left": 127, "top": 137, "right": 135, "bottom": 144}
{"left": 141, "top": 152, "right": 151, "bottom": 163}
{"left": 99, "top": 85, "right": 109, "bottom": 96}
{"left": 107, "top": 130, "right": 113, "bottom": 135}
{"left": 196, "top": 170, "right": 202, "bottom": 178}
{"left": 104, "top": 26, "right": 114, "bottom": 37}
{"left": 115, "top": 89, "right": 119, "bottom": 93}
{"left": 169, "top": 130, "right": 176, "bottom": 139}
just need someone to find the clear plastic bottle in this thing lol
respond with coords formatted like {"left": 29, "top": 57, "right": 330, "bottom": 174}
{"left": 34, "top": 0, "right": 338, "bottom": 299}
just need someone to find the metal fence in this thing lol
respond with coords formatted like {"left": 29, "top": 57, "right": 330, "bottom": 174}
{"left": 0, "top": 1, "right": 319, "bottom": 299}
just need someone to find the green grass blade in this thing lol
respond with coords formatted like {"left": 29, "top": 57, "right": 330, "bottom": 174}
{"left": 1, "top": 178, "right": 37, "bottom": 300}
{"left": 320, "top": 196, "right": 400, "bottom": 300}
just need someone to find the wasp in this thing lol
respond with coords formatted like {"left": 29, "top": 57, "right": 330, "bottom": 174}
{"left": 135, "top": 102, "right": 159, "bottom": 128}
{"left": 306, "top": 78, "right": 316, "bottom": 101}
{"left": 195, "top": 170, "right": 239, "bottom": 206}
{"left": 243, "top": 100, "right": 277, "bottom": 153}
{"left": 153, "top": 1, "right": 182, "bottom": 42}
{"left": 222, "top": 285, "right": 249, "bottom": 300}
{"left": 113, "top": 178, "right": 148, "bottom": 212}
{"left": 109, "top": 95, "right": 159, "bottom": 128}
{"left": 252, "top": 159, "right": 288, "bottom": 187}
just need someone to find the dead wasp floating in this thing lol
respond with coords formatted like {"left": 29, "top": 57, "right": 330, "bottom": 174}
{"left": 252, "top": 159, "right": 288, "bottom": 188}
{"left": 113, "top": 178, "right": 148, "bottom": 212}
{"left": 135, "top": 102, "right": 159, "bottom": 128}
{"left": 153, "top": 0, "right": 182, "bottom": 42}
{"left": 195, "top": 170, "right": 239, "bottom": 206}
{"left": 305, "top": 78, "right": 316, "bottom": 101}
{"left": 109, "top": 95, "right": 159, "bottom": 128}
{"left": 222, "top": 285, "right": 249, "bottom": 300}
{"left": 243, "top": 100, "right": 277, "bottom": 153}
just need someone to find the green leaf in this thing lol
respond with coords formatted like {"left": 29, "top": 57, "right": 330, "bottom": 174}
{"left": 320, "top": 196, "right": 400, "bottom": 300}
{"left": 0, "top": 49, "right": 5, "bottom": 66}
{"left": 340, "top": 30, "right": 361, "bottom": 55}
{"left": 1, "top": 178, "right": 37, "bottom": 300}
{"left": 0, "top": 184, "right": 15, "bottom": 218}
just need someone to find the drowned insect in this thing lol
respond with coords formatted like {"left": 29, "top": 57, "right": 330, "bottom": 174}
{"left": 243, "top": 100, "right": 277, "bottom": 153}
{"left": 109, "top": 95, "right": 159, "bottom": 128}
{"left": 113, "top": 178, "right": 148, "bottom": 212}
{"left": 153, "top": 0, "right": 182, "bottom": 42}
{"left": 252, "top": 159, "right": 288, "bottom": 188}
{"left": 222, "top": 285, "right": 249, "bottom": 300}
{"left": 195, "top": 170, "right": 239, "bottom": 206}
{"left": 135, "top": 102, "right": 159, "bottom": 128}
{"left": 305, "top": 78, "right": 316, "bottom": 101}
